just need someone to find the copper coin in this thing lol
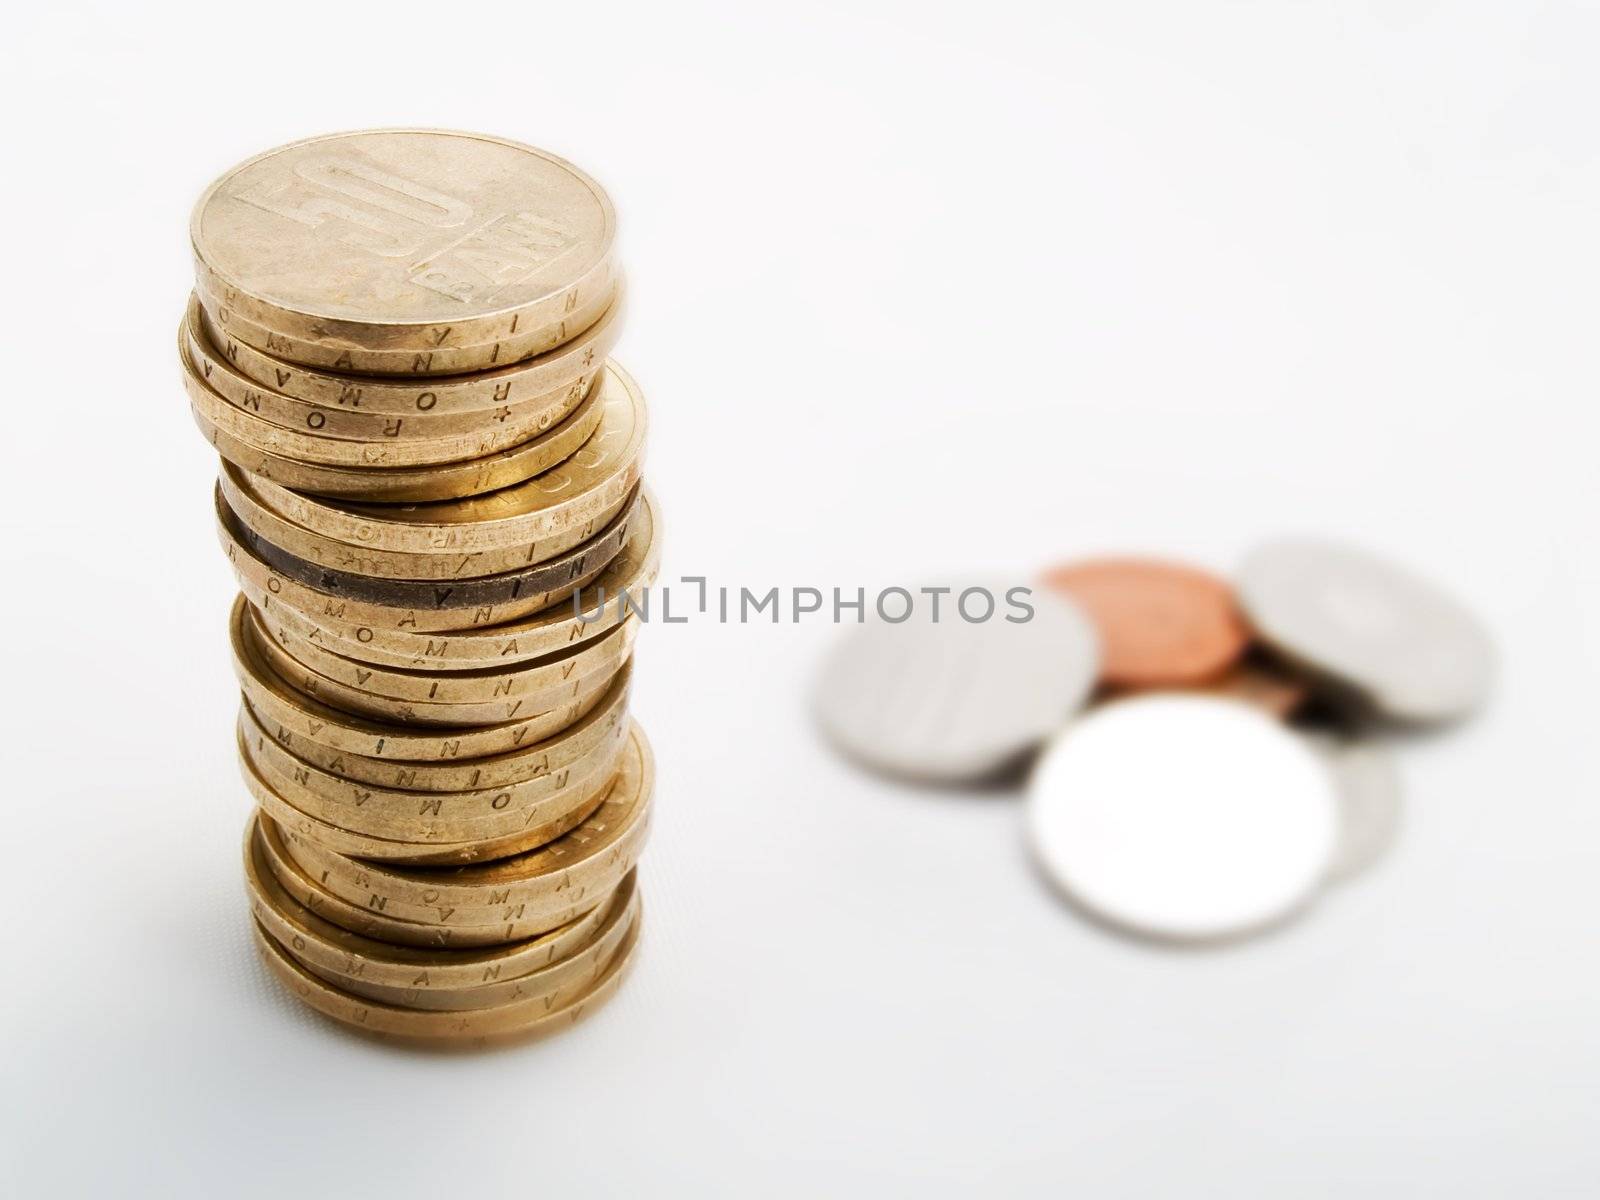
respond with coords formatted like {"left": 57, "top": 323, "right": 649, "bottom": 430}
{"left": 1041, "top": 558, "right": 1249, "bottom": 688}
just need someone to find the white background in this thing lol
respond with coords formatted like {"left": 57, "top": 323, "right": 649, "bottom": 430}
{"left": 4, "top": 2, "right": 1597, "bottom": 1195}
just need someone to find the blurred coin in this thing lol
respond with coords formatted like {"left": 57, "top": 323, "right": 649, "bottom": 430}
{"left": 1041, "top": 557, "right": 1248, "bottom": 688}
{"left": 1310, "top": 735, "right": 1403, "bottom": 884}
{"left": 191, "top": 130, "right": 616, "bottom": 373}
{"left": 1237, "top": 538, "right": 1494, "bottom": 724}
{"left": 814, "top": 582, "right": 1098, "bottom": 782}
{"left": 1027, "top": 694, "right": 1339, "bottom": 942}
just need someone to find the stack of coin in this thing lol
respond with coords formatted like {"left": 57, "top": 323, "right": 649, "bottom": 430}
{"left": 182, "top": 130, "right": 656, "bottom": 1045}
{"left": 815, "top": 542, "right": 1493, "bottom": 944}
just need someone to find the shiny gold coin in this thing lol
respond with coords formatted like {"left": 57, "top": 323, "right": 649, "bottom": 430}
{"left": 247, "top": 616, "right": 630, "bottom": 726}
{"left": 219, "top": 459, "right": 627, "bottom": 580}
{"left": 244, "top": 812, "right": 622, "bottom": 988}
{"left": 191, "top": 130, "right": 617, "bottom": 373}
{"left": 239, "top": 698, "right": 628, "bottom": 843}
{"left": 225, "top": 490, "right": 659, "bottom": 668}
{"left": 257, "top": 815, "right": 604, "bottom": 946}
{"left": 185, "top": 296, "right": 596, "bottom": 440}
{"left": 282, "top": 723, "right": 652, "bottom": 919}
{"left": 244, "top": 363, "right": 646, "bottom": 553}
{"left": 240, "top": 729, "right": 613, "bottom": 865}
{"left": 252, "top": 599, "right": 638, "bottom": 703}
{"left": 191, "top": 370, "right": 607, "bottom": 501}
{"left": 247, "top": 664, "right": 630, "bottom": 791}
{"left": 229, "top": 604, "right": 613, "bottom": 759}
{"left": 271, "top": 868, "right": 639, "bottom": 1011}
{"left": 197, "top": 286, "right": 622, "bottom": 416}
{"left": 251, "top": 904, "right": 639, "bottom": 1045}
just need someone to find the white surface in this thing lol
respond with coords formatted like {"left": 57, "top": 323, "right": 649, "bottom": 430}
{"left": 1028, "top": 696, "right": 1339, "bottom": 940}
{"left": 4, "top": 2, "right": 1598, "bottom": 1196}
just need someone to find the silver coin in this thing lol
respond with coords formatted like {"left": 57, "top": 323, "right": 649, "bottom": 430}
{"left": 1237, "top": 537, "right": 1494, "bottom": 724}
{"left": 1308, "top": 735, "right": 1403, "bottom": 884}
{"left": 1027, "top": 694, "right": 1339, "bottom": 942}
{"left": 813, "top": 581, "right": 1098, "bottom": 782}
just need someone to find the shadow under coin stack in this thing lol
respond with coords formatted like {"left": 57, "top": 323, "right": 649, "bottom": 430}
{"left": 181, "top": 131, "right": 656, "bottom": 1046}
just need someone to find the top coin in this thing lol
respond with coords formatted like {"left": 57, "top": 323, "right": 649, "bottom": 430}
{"left": 1236, "top": 537, "right": 1495, "bottom": 724}
{"left": 191, "top": 130, "right": 616, "bottom": 370}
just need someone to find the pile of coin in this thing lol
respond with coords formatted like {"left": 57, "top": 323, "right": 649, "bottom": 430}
{"left": 182, "top": 130, "right": 656, "bottom": 1045}
{"left": 815, "top": 541, "right": 1493, "bottom": 944}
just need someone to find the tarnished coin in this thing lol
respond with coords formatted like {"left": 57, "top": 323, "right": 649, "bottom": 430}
{"left": 1311, "top": 736, "right": 1403, "bottom": 884}
{"left": 257, "top": 815, "right": 607, "bottom": 947}
{"left": 219, "top": 460, "right": 629, "bottom": 580}
{"left": 243, "top": 363, "right": 647, "bottom": 553}
{"left": 192, "top": 368, "right": 607, "bottom": 502}
{"left": 191, "top": 130, "right": 617, "bottom": 374}
{"left": 220, "top": 484, "right": 638, "bottom": 616}
{"left": 225, "top": 489, "right": 659, "bottom": 669}
{"left": 1041, "top": 558, "right": 1249, "bottom": 688}
{"left": 1237, "top": 538, "right": 1495, "bottom": 724}
{"left": 280, "top": 722, "right": 652, "bottom": 919}
{"left": 252, "top": 907, "right": 639, "bottom": 1044}
{"left": 1028, "top": 694, "right": 1340, "bottom": 942}
{"left": 196, "top": 286, "right": 622, "bottom": 416}
{"left": 814, "top": 582, "right": 1099, "bottom": 782}
{"left": 244, "top": 812, "right": 622, "bottom": 989}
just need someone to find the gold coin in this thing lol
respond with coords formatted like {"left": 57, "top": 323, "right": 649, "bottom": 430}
{"left": 229, "top": 602, "right": 612, "bottom": 759}
{"left": 240, "top": 728, "right": 613, "bottom": 864}
{"left": 197, "top": 286, "right": 622, "bottom": 416}
{"left": 223, "top": 491, "right": 660, "bottom": 668}
{"left": 251, "top": 600, "right": 638, "bottom": 704}
{"left": 281, "top": 722, "right": 652, "bottom": 919}
{"left": 266, "top": 864, "right": 639, "bottom": 1011}
{"left": 216, "top": 491, "right": 617, "bottom": 635}
{"left": 243, "top": 363, "right": 647, "bottom": 553}
{"left": 246, "top": 613, "right": 631, "bottom": 726}
{"left": 239, "top": 703, "right": 627, "bottom": 843}
{"left": 219, "top": 460, "right": 627, "bottom": 581}
{"left": 191, "top": 371, "right": 607, "bottom": 502}
{"left": 184, "top": 296, "right": 596, "bottom": 440}
{"left": 191, "top": 130, "right": 617, "bottom": 372}
{"left": 248, "top": 664, "right": 630, "bottom": 791}
{"left": 244, "top": 812, "right": 623, "bottom": 988}
{"left": 257, "top": 814, "right": 603, "bottom": 946}
{"left": 251, "top": 903, "right": 639, "bottom": 1044}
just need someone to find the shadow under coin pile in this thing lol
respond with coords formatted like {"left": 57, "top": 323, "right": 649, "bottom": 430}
{"left": 815, "top": 543, "right": 1494, "bottom": 945}
{"left": 182, "top": 131, "right": 657, "bottom": 1045}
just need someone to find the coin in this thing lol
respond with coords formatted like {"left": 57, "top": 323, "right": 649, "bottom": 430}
{"left": 814, "top": 582, "right": 1099, "bottom": 782}
{"left": 250, "top": 604, "right": 639, "bottom": 705}
{"left": 225, "top": 492, "right": 660, "bottom": 670}
{"left": 280, "top": 722, "right": 652, "bottom": 918}
{"left": 191, "top": 370, "right": 608, "bottom": 501}
{"left": 244, "top": 812, "right": 621, "bottom": 988}
{"left": 219, "top": 459, "right": 628, "bottom": 580}
{"left": 241, "top": 363, "right": 647, "bottom": 553}
{"left": 258, "top": 815, "right": 605, "bottom": 947}
{"left": 196, "top": 286, "right": 622, "bottom": 415}
{"left": 220, "top": 484, "right": 638, "bottom": 616}
{"left": 230, "top": 599, "right": 614, "bottom": 757}
{"left": 1237, "top": 538, "right": 1495, "bottom": 724}
{"left": 239, "top": 700, "right": 628, "bottom": 842}
{"left": 182, "top": 324, "right": 590, "bottom": 467}
{"left": 1040, "top": 558, "right": 1249, "bottom": 688}
{"left": 185, "top": 296, "right": 596, "bottom": 440}
{"left": 251, "top": 905, "right": 639, "bottom": 1044}
{"left": 244, "top": 663, "right": 629, "bottom": 791}
{"left": 191, "top": 130, "right": 617, "bottom": 372}
{"left": 1312, "top": 736, "right": 1403, "bottom": 884}
{"left": 1027, "top": 694, "right": 1340, "bottom": 942}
